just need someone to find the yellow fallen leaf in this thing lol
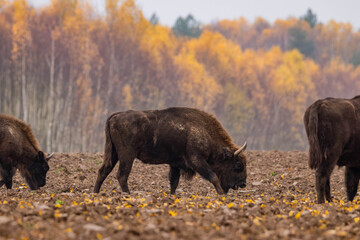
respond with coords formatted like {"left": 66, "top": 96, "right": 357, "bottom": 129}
{"left": 227, "top": 203, "right": 234, "bottom": 208}
{"left": 253, "top": 217, "right": 261, "bottom": 226}
{"left": 295, "top": 212, "right": 301, "bottom": 219}
{"left": 336, "top": 231, "right": 347, "bottom": 237}
{"left": 354, "top": 217, "right": 360, "bottom": 223}
{"left": 54, "top": 210, "right": 61, "bottom": 218}
{"left": 168, "top": 211, "right": 177, "bottom": 216}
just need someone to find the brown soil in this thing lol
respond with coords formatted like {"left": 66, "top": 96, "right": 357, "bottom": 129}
{"left": 0, "top": 151, "right": 358, "bottom": 240}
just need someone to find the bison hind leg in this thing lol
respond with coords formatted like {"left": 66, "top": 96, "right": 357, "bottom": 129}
{"left": 345, "top": 167, "right": 360, "bottom": 202}
{"left": 116, "top": 155, "right": 135, "bottom": 194}
{"left": 325, "top": 179, "right": 332, "bottom": 202}
{"left": 181, "top": 168, "right": 196, "bottom": 181}
{"left": 315, "top": 164, "right": 336, "bottom": 204}
{"left": 94, "top": 151, "right": 119, "bottom": 193}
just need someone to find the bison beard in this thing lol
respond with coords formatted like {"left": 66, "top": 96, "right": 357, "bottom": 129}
{"left": 304, "top": 96, "right": 360, "bottom": 204}
{"left": 94, "top": 107, "right": 248, "bottom": 195}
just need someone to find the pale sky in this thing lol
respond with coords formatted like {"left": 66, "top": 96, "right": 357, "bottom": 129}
{"left": 28, "top": 0, "right": 360, "bottom": 30}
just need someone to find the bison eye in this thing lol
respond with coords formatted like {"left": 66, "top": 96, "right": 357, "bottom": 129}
{"left": 43, "top": 165, "right": 49, "bottom": 171}
{"left": 234, "top": 162, "right": 244, "bottom": 171}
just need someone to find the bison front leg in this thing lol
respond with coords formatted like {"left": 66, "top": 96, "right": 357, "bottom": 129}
{"left": 0, "top": 166, "right": 14, "bottom": 189}
{"left": 169, "top": 166, "right": 180, "bottom": 194}
{"left": 189, "top": 158, "right": 225, "bottom": 195}
{"left": 345, "top": 167, "right": 360, "bottom": 202}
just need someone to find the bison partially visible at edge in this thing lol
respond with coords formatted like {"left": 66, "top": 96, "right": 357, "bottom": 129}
{"left": 304, "top": 96, "right": 360, "bottom": 204}
{"left": 94, "top": 107, "right": 248, "bottom": 195}
{"left": 0, "top": 114, "right": 53, "bottom": 190}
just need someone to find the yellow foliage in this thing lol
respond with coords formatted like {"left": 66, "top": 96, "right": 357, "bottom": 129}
{"left": 175, "top": 46, "right": 221, "bottom": 109}
{"left": 106, "top": 0, "right": 149, "bottom": 43}
{"left": 122, "top": 84, "right": 133, "bottom": 108}
{"left": 140, "top": 24, "right": 176, "bottom": 67}
{"left": 271, "top": 49, "right": 315, "bottom": 123}
{"left": 11, "top": 0, "right": 33, "bottom": 59}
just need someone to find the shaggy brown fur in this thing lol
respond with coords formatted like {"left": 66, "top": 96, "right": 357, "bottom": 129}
{"left": 304, "top": 96, "right": 360, "bottom": 204}
{"left": 0, "top": 114, "right": 40, "bottom": 151}
{"left": 94, "top": 107, "right": 247, "bottom": 195}
{"left": 0, "top": 114, "right": 51, "bottom": 190}
{"left": 168, "top": 108, "right": 238, "bottom": 150}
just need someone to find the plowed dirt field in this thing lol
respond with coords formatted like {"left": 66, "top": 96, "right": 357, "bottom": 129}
{"left": 1, "top": 151, "right": 359, "bottom": 240}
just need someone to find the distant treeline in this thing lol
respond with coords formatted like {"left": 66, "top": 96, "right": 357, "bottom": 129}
{"left": 1, "top": 0, "right": 360, "bottom": 152}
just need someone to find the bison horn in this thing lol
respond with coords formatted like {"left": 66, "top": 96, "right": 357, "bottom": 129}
{"left": 46, "top": 152, "right": 54, "bottom": 162}
{"left": 234, "top": 142, "right": 247, "bottom": 156}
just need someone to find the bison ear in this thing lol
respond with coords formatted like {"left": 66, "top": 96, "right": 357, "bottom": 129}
{"left": 222, "top": 147, "right": 233, "bottom": 160}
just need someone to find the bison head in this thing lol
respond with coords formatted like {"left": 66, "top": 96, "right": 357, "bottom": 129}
{"left": 216, "top": 142, "right": 247, "bottom": 194}
{"left": 22, "top": 151, "right": 53, "bottom": 190}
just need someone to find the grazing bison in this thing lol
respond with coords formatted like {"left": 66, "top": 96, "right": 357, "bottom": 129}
{"left": 304, "top": 96, "right": 360, "bottom": 203}
{"left": 0, "top": 114, "right": 53, "bottom": 190}
{"left": 94, "top": 107, "right": 248, "bottom": 194}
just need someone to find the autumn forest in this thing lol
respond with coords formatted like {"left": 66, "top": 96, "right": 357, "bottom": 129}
{"left": 1, "top": 0, "right": 360, "bottom": 152}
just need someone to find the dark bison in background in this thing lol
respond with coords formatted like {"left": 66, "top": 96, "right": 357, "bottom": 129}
{"left": 94, "top": 107, "right": 248, "bottom": 195}
{"left": 0, "top": 114, "right": 53, "bottom": 190}
{"left": 304, "top": 96, "right": 360, "bottom": 203}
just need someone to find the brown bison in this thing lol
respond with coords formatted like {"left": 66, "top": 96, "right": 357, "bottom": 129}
{"left": 0, "top": 114, "right": 53, "bottom": 190}
{"left": 94, "top": 107, "right": 247, "bottom": 194}
{"left": 304, "top": 96, "right": 360, "bottom": 203}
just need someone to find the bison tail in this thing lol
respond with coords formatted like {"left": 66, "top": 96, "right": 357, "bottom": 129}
{"left": 104, "top": 116, "right": 118, "bottom": 167}
{"left": 307, "top": 104, "right": 323, "bottom": 170}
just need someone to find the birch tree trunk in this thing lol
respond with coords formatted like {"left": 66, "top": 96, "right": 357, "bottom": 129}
{"left": 21, "top": 54, "right": 28, "bottom": 122}
{"left": 46, "top": 33, "right": 56, "bottom": 151}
